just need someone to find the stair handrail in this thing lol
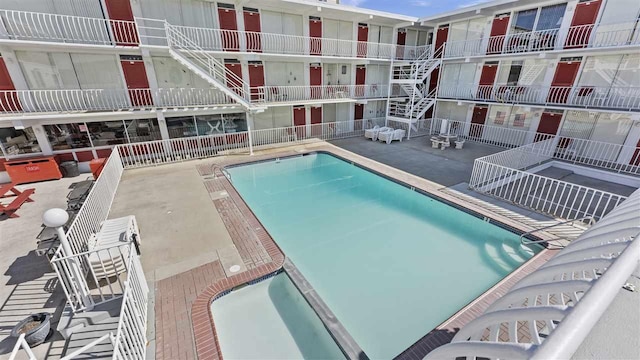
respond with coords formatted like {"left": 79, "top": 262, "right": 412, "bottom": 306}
{"left": 165, "top": 22, "right": 251, "bottom": 103}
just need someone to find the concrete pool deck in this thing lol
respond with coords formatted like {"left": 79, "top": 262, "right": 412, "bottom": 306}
{"left": 108, "top": 139, "right": 570, "bottom": 360}
{"left": 2, "top": 136, "right": 634, "bottom": 359}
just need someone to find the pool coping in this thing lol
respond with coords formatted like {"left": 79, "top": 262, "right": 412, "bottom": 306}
{"left": 192, "top": 144, "right": 559, "bottom": 360}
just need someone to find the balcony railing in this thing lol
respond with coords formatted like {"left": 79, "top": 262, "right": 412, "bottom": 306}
{"left": 0, "top": 85, "right": 388, "bottom": 114}
{"left": 169, "top": 24, "right": 426, "bottom": 60}
{"left": 0, "top": 88, "right": 233, "bottom": 114}
{"left": 438, "top": 83, "right": 640, "bottom": 111}
{"left": 251, "top": 84, "right": 388, "bottom": 103}
{"left": 0, "top": 10, "right": 429, "bottom": 60}
{"left": 443, "top": 21, "right": 640, "bottom": 58}
{"left": 0, "top": 9, "right": 138, "bottom": 46}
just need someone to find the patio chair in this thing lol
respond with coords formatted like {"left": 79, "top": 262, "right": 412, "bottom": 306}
{"left": 365, "top": 126, "right": 392, "bottom": 141}
{"left": 378, "top": 128, "right": 406, "bottom": 144}
{"left": 454, "top": 139, "right": 465, "bottom": 149}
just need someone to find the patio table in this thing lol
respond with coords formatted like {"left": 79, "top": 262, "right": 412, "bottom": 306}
{"left": 0, "top": 182, "right": 35, "bottom": 218}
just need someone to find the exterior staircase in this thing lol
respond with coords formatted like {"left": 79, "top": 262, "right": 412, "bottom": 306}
{"left": 165, "top": 23, "right": 266, "bottom": 112}
{"left": 387, "top": 46, "right": 441, "bottom": 132}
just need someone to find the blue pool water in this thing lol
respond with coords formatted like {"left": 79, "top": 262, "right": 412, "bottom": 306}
{"left": 227, "top": 153, "right": 540, "bottom": 359}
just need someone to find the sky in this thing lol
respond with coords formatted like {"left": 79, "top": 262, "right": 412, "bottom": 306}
{"left": 340, "top": 0, "right": 491, "bottom": 17}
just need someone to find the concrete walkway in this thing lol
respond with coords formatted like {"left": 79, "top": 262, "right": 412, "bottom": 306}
{"left": 0, "top": 175, "right": 90, "bottom": 359}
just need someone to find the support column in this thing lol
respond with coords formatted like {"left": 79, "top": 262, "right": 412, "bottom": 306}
{"left": 246, "top": 112, "right": 254, "bottom": 155}
{"left": 31, "top": 124, "right": 53, "bottom": 155}
{"left": 141, "top": 48, "right": 161, "bottom": 105}
{"left": 156, "top": 110, "right": 170, "bottom": 140}
{"left": 235, "top": 6, "right": 246, "bottom": 52}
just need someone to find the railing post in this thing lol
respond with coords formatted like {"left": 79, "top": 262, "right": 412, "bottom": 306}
{"left": 247, "top": 115, "right": 254, "bottom": 156}
{"left": 44, "top": 209, "right": 93, "bottom": 311}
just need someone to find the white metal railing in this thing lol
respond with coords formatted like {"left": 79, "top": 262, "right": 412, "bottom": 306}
{"left": 469, "top": 155, "right": 627, "bottom": 221}
{"left": 0, "top": 88, "right": 237, "bottom": 114}
{"left": 8, "top": 334, "right": 36, "bottom": 360}
{"left": 65, "top": 149, "right": 123, "bottom": 254}
{"left": 116, "top": 118, "right": 384, "bottom": 169}
{"left": 0, "top": 84, "right": 391, "bottom": 114}
{"left": 425, "top": 190, "right": 640, "bottom": 359}
{"left": 159, "top": 24, "right": 426, "bottom": 60}
{"left": 252, "top": 84, "right": 388, "bottom": 103}
{"left": 0, "top": 9, "right": 138, "bottom": 46}
{"left": 429, "top": 118, "right": 536, "bottom": 148}
{"left": 443, "top": 21, "right": 640, "bottom": 58}
{"left": 437, "top": 83, "right": 640, "bottom": 111}
{"left": 476, "top": 137, "right": 557, "bottom": 170}
{"left": 50, "top": 242, "right": 133, "bottom": 312}
{"left": 112, "top": 244, "right": 148, "bottom": 360}
{"left": 165, "top": 23, "right": 252, "bottom": 106}
{"left": 552, "top": 136, "right": 640, "bottom": 176}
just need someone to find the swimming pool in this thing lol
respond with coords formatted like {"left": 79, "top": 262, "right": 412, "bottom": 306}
{"left": 212, "top": 273, "right": 344, "bottom": 359}
{"left": 226, "top": 152, "right": 540, "bottom": 359}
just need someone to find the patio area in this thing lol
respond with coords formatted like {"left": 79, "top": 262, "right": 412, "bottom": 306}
{"left": 330, "top": 136, "right": 502, "bottom": 187}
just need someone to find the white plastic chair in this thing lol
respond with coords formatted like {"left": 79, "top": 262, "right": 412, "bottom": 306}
{"left": 378, "top": 129, "right": 406, "bottom": 144}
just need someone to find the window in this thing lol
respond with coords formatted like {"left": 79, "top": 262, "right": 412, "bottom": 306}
{"left": 124, "top": 119, "right": 162, "bottom": 143}
{"left": 507, "top": 62, "right": 523, "bottom": 85}
{"left": 0, "top": 127, "right": 41, "bottom": 155}
{"left": 45, "top": 123, "right": 92, "bottom": 150}
{"left": 87, "top": 121, "right": 128, "bottom": 147}
{"left": 536, "top": 4, "right": 566, "bottom": 31}
{"left": 166, "top": 114, "right": 247, "bottom": 139}
{"left": 512, "top": 9, "right": 537, "bottom": 34}
{"left": 166, "top": 116, "right": 197, "bottom": 139}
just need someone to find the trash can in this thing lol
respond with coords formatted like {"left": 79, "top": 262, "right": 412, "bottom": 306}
{"left": 60, "top": 161, "right": 80, "bottom": 178}
{"left": 89, "top": 158, "right": 107, "bottom": 179}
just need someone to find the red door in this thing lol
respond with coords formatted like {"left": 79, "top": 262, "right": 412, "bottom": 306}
{"left": 565, "top": 0, "right": 602, "bottom": 48}
{"left": 547, "top": 59, "right": 581, "bottom": 104}
{"left": 248, "top": 62, "right": 264, "bottom": 101}
{"left": 434, "top": 25, "right": 449, "bottom": 57}
{"left": 428, "top": 66, "right": 439, "bottom": 93}
{"left": 120, "top": 56, "right": 153, "bottom": 107}
{"left": 477, "top": 62, "right": 498, "bottom": 99}
{"left": 311, "top": 106, "right": 322, "bottom": 136}
{"left": 218, "top": 4, "right": 239, "bottom": 51}
{"left": 104, "top": 0, "right": 138, "bottom": 45}
{"left": 310, "top": 64, "right": 322, "bottom": 99}
{"left": 355, "top": 66, "right": 366, "bottom": 97}
{"left": 243, "top": 8, "right": 262, "bottom": 52}
{"left": 396, "top": 30, "right": 406, "bottom": 59}
{"left": 225, "top": 60, "right": 243, "bottom": 95}
{"left": 535, "top": 111, "right": 563, "bottom": 141}
{"left": 357, "top": 23, "right": 369, "bottom": 58}
{"left": 0, "top": 57, "right": 20, "bottom": 112}
{"left": 293, "top": 106, "right": 306, "bottom": 138}
{"left": 487, "top": 14, "right": 510, "bottom": 54}
{"left": 354, "top": 103, "right": 365, "bottom": 130}
{"left": 470, "top": 105, "right": 488, "bottom": 138}
{"left": 310, "top": 17, "right": 322, "bottom": 55}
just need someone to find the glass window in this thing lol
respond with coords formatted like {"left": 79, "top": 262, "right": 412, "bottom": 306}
{"left": 536, "top": 4, "right": 566, "bottom": 31}
{"left": 124, "top": 119, "right": 162, "bottom": 143}
{"left": 87, "top": 121, "right": 128, "bottom": 147}
{"left": 45, "top": 123, "right": 92, "bottom": 150}
{"left": 0, "top": 127, "right": 41, "bottom": 155}
{"left": 196, "top": 114, "right": 224, "bottom": 135}
{"left": 166, "top": 116, "right": 196, "bottom": 138}
{"left": 512, "top": 9, "right": 537, "bottom": 33}
{"left": 507, "top": 62, "right": 523, "bottom": 85}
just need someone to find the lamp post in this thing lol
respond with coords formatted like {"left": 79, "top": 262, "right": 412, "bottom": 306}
{"left": 43, "top": 208, "right": 93, "bottom": 310}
